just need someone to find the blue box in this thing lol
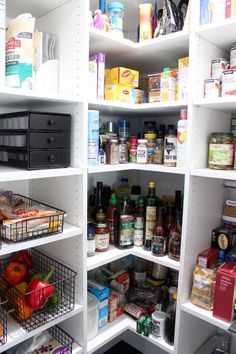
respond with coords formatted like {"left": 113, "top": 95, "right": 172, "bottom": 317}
{"left": 98, "top": 299, "right": 109, "bottom": 328}
{"left": 88, "top": 280, "right": 110, "bottom": 301}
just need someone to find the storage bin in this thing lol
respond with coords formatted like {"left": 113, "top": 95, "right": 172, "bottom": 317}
{"left": 1, "top": 248, "right": 77, "bottom": 332}
{"left": 48, "top": 325, "right": 74, "bottom": 354}
{"left": 0, "top": 294, "right": 8, "bottom": 346}
{"left": 87, "top": 292, "right": 99, "bottom": 340}
{"left": 0, "top": 194, "right": 66, "bottom": 243}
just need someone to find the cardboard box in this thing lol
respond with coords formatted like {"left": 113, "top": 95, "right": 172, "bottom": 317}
{"left": 105, "top": 84, "right": 147, "bottom": 103}
{"left": 88, "top": 61, "right": 97, "bottom": 100}
{"left": 98, "top": 298, "right": 109, "bottom": 328}
{"left": 105, "top": 67, "right": 139, "bottom": 88}
{"left": 89, "top": 53, "right": 105, "bottom": 100}
{"left": 213, "top": 262, "right": 236, "bottom": 322}
{"left": 88, "top": 280, "right": 110, "bottom": 301}
{"left": 198, "top": 248, "right": 220, "bottom": 268}
{"left": 148, "top": 73, "right": 161, "bottom": 103}
{"left": 178, "top": 57, "right": 189, "bottom": 100}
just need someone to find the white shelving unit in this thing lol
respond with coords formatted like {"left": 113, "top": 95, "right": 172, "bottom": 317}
{"left": 1, "top": 0, "right": 235, "bottom": 353}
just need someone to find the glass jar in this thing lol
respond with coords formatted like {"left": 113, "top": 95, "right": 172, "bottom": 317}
{"left": 108, "top": 2, "right": 124, "bottom": 37}
{"left": 144, "top": 133, "right": 156, "bottom": 164}
{"left": 87, "top": 226, "right": 95, "bottom": 257}
{"left": 118, "top": 120, "right": 130, "bottom": 139}
{"left": 118, "top": 138, "right": 128, "bottom": 164}
{"left": 208, "top": 132, "right": 234, "bottom": 170}
{"left": 94, "top": 221, "right": 110, "bottom": 252}
{"left": 137, "top": 139, "right": 148, "bottom": 164}
{"left": 107, "top": 138, "right": 119, "bottom": 164}
{"left": 129, "top": 137, "right": 138, "bottom": 163}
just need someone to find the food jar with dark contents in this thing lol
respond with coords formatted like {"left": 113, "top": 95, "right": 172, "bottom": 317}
{"left": 208, "top": 132, "right": 234, "bottom": 170}
{"left": 94, "top": 221, "right": 110, "bottom": 252}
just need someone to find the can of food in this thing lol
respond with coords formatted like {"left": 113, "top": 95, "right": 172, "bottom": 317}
{"left": 230, "top": 47, "right": 236, "bottom": 69}
{"left": 222, "top": 70, "right": 236, "bottom": 96}
{"left": 204, "top": 78, "right": 221, "bottom": 98}
{"left": 151, "top": 311, "right": 166, "bottom": 338}
{"left": 211, "top": 58, "right": 229, "bottom": 80}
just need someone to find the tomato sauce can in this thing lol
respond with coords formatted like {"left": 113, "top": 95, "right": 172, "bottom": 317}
{"left": 211, "top": 58, "right": 229, "bottom": 80}
{"left": 222, "top": 70, "right": 236, "bottom": 96}
{"left": 204, "top": 78, "right": 221, "bottom": 98}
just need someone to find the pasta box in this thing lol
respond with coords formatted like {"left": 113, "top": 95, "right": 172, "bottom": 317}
{"left": 213, "top": 262, "right": 236, "bottom": 322}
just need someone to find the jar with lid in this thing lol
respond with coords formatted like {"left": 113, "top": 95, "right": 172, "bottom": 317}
{"left": 87, "top": 226, "right": 96, "bottom": 257}
{"left": 108, "top": 2, "right": 124, "bottom": 37}
{"left": 118, "top": 138, "right": 128, "bottom": 164}
{"left": 144, "top": 132, "right": 156, "bottom": 164}
{"left": 208, "top": 132, "right": 234, "bottom": 170}
{"left": 154, "top": 130, "right": 164, "bottom": 164}
{"left": 129, "top": 137, "right": 138, "bottom": 162}
{"left": 118, "top": 120, "right": 130, "bottom": 139}
{"left": 94, "top": 221, "right": 110, "bottom": 252}
{"left": 107, "top": 138, "right": 119, "bottom": 164}
{"left": 137, "top": 139, "right": 148, "bottom": 164}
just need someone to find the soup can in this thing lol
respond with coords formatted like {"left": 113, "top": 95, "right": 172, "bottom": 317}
{"left": 204, "top": 78, "right": 221, "bottom": 98}
{"left": 222, "top": 70, "right": 236, "bottom": 96}
{"left": 211, "top": 58, "right": 229, "bottom": 80}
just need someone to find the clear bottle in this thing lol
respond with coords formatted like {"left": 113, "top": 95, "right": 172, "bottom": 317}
{"left": 143, "top": 181, "right": 157, "bottom": 251}
{"left": 152, "top": 207, "right": 167, "bottom": 256}
{"left": 134, "top": 196, "right": 145, "bottom": 247}
{"left": 137, "top": 139, "right": 148, "bottom": 164}
{"left": 87, "top": 226, "right": 96, "bottom": 257}
{"left": 114, "top": 195, "right": 134, "bottom": 248}
{"left": 119, "top": 138, "right": 128, "bottom": 164}
{"left": 164, "top": 291, "right": 177, "bottom": 346}
{"left": 164, "top": 126, "right": 177, "bottom": 167}
{"left": 168, "top": 211, "right": 182, "bottom": 261}
{"left": 107, "top": 138, "right": 119, "bottom": 165}
{"left": 117, "top": 177, "right": 131, "bottom": 200}
{"left": 106, "top": 193, "right": 118, "bottom": 244}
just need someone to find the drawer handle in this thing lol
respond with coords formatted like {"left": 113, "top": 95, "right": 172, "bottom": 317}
{"left": 47, "top": 137, "right": 55, "bottom": 144}
{"left": 47, "top": 119, "right": 55, "bottom": 126}
{"left": 48, "top": 155, "right": 55, "bottom": 162}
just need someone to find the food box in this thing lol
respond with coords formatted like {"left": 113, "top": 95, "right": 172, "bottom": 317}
{"left": 105, "top": 85, "right": 147, "bottom": 103}
{"left": 105, "top": 67, "right": 139, "bottom": 88}
{"left": 88, "top": 61, "right": 97, "bottom": 100}
{"left": 198, "top": 248, "right": 219, "bottom": 268}
{"left": 89, "top": 53, "right": 105, "bottom": 100}
{"left": 98, "top": 298, "right": 108, "bottom": 328}
{"left": 87, "top": 280, "right": 110, "bottom": 301}
{"left": 179, "top": 57, "right": 189, "bottom": 100}
{"left": 148, "top": 73, "right": 161, "bottom": 103}
{"left": 211, "top": 226, "right": 236, "bottom": 253}
{"left": 213, "top": 262, "right": 236, "bottom": 322}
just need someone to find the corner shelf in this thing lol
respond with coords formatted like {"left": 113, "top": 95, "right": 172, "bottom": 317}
{"left": 194, "top": 97, "right": 236, "bottom": 112}
{"left": 191, "top": 168, "right": 236, "bottom": 180}
{"left": 88, "top": 164, "right": 186, "bottom": 175}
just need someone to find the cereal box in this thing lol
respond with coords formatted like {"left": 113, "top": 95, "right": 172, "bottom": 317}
{"left": 148, "top": 73, "right": 161, "bottom": 103}
{"left": 105, "top": 84, "right": 147, "bottom": 103}
{"left": 105, "top": 67, "right": 139, "bottom": 88}
{"left": 179, "top": 57, "right": 189, "bottom": 100}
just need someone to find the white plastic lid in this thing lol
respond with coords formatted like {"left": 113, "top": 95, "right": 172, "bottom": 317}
{"left": 222, "top": 214, "right": 236, "bottom": 224}
{"left": 152, "top": 311, "right": 166, "bottom": 321}
{"left": 87, "top": 292, "right": 99, "bottom": 311}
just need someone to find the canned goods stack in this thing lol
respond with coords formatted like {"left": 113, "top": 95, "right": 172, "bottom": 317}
{"left": 204, "top": 47, "right": 236, "bottom": 99}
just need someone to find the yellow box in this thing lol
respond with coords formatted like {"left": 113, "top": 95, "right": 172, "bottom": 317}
{"left": 105, "top": 67, "right": 139, "bottom": 88}
{"left": 105, "top": 84, "right": 131, "bottom": 102}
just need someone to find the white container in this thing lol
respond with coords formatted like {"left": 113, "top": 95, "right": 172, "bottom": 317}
{"left": 2, "top": 119, "right": 7, "bottom": 129}
{"left": 137, "top": 139, "right": 148, "bottom": 164}
{"left": 152, "top": 311, "right": 166, "bottom": 338}
{"left": 9, "top": 135, "right": 15, "bottom": 146}
{"left": 204, "top": 78, "right": 221, "bottom": 98}
{"left": 87, "top": 292, "right": 99, "bottom": 340}
{"left": 222, "top": 69, "right": 236, "bottom": 96}
{"left": 3, "top": 135, "right": 9, "bottom": 146}
{"left": 211, "top": 58, "right": 229, "bottom": 80}
{"left": 7, "top": 118, "right": 13, "bottom": 129}
{"left": 177, "top": 109, "right": 188, "bottom": 168}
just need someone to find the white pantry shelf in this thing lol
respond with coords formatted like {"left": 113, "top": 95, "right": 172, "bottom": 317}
{"left": 72, "top": 342, "right": 83, "bottom": 354}
{"left": 194, "top": 97, "right": 236, "bottom": 112}
{"left": 181, "top": 300, "right": 230, "bottom": 331}
{"left": 87, "top": 245, "right": 180, "bottom": 271}
{"left": 87, "top": 315, "right": 174, "bottom": 354}
{"left": 89, "top": 28, "right": 189, "bottom": 72}
{"left": 0, "top": 304, "right": 83, "bottom": 353}
{"left": 0, "top": 166, "right": 83, "bottom": 183}
{"left": 191, "top": 168, "right": 236, "bottom": 180}
{"left": 0, "top": 222, "right": 82, "bottom": 256}
{"left": 88, "top": 99, "right": 187, "bottom": 114}
{"left": 195, "top": 17, "right": 236, "bottom": 50}
{"left": 88, "top": 163, "right": 186, "bottom": 175}
{"left": 0, "top": 87, "right": 78, "bottom": 108}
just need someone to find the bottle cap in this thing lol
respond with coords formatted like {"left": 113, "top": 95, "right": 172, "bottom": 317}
{"left": 108, "top": 2, "right": 125, "bottom": 12}
{"left": 110, "top": 193, "right": 117, "bottom": 206}
{"left": 148, "top": 181, "right": 156, "bottom": 188}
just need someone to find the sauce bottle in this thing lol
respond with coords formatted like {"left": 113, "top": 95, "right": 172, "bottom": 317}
{"left": 168, "top": 211, "right": 182, "bottom": 261}
{"left": 164, "top": 291, "right": 177, "bottom": 346}
{"left": 114, "top": 195, "right": 134, "bottom": 249}
{"left": 152, "top": 207, "right": 167, "bottom": 256}
{"left": 134, "top": 196, "right": 145, "bottom": 247}
{"left": 143, "top": 181, "right": 157, "bottom": 251}
{"left": 91, "top": 181, "right": 106, "bottom": 221}
{"left": 164, "top": 126, "right": 177, "bottom": 167}
{"left": 106, "top": 193, "right": 118, "bottom": 244}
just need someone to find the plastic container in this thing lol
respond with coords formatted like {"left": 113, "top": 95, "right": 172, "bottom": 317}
{"left": 177, "top": 108, "right": 188, "bottom": 168}
{"left": 139, "top": 4, "right": 153, "bottom": 42}
{"left": 87, "top": 292, "right": 99, "bottom": 340}
{"left": 118, "top": 120, "right": 130, "bottom": 139}
{"left": 151, "top": 311, "right": 166, "bottom": 338}
{"left": 208, "top": 132, "right": 234, "bottom": 170}
{"left": 108, "top": 2, "right": 124, "bottom": 37}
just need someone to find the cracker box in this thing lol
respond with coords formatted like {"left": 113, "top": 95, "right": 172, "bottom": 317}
{"left": 148, "top": 73, "right": 161, "bottom": 103}
{"left": 213, "top": 262, "right": 236, "bottom": 322}
{"left": 105, "top": 67, "right": 139, "bottom": 88}
{"left": 89, "top": 53, "right": 105, "bottom": 100}
{"left": 198, "top": 248, "right": 219, "bottom": 268}
{"left": 105, "top": 85, "right": 147, "bottom": 103}
{"left": 178, "top": 57, "right": 189, "bottom": 100}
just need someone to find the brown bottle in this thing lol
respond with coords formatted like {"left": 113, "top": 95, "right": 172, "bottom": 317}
{"left": 152, "top": 207, "right": 167, "bottom": 256}
{"left": 168, "top": 211, "right": 182, "bottom": 261}
{"left": 92, "top": 181, "right": 106, "bottom": 221}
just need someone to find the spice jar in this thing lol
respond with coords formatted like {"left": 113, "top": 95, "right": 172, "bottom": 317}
{"left": 94, "top": 221, "right": 110, "bottom": 252}
{"left": 137, "top": 139, "right": 148, "bottom": 164}
{"left": 208, "top": 132, "right": 234, "bottom": 170}
{"left": 118, "top": 138, "right": 128, "bottom": 164}
{"left": 107, "top": 138, "right": 119, "bottom": 164}
{"left": 164, "top": 126, "right": 177, "bottom": 167}
{"left": 144, "top": 133, "right": 156, "bottom": 164}
{"left": 129, "top": 137, "right": 138, "bottom": 163}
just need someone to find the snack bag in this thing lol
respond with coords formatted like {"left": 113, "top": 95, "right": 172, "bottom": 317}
{"left": 6, "top": 13, "right": 35, "bottom": 89}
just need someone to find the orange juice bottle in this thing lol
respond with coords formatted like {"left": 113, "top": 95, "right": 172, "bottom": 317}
{"left": 139, "top": 4, "right": 153, "bottom": 41}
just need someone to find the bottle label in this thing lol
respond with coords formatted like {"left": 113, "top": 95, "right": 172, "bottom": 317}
{"left": 152, "top": 235, "right": 167, "bottom": 255}
{"left": 129, "top": 147, "right": 137, "bottom": 162}
{"left": 145, "top": 206, "right": 156, "bottom": 241}
{"left": 134, "top": 229, "right": 144, "bottom": 246}
{"left": 96, "top": 212, "right": 105, "bottom": 221}
{"left": 134, "top": 216, "right": 144, "bottom": 229}
{"left": 169, "top": 235, "right": 181, "bottom": 259}
{"left": 87, "top": 239, "right": 96, "bottom": 256}
{"left": 107, "top": 219, "right": 115, "bottom": 244}
{"left": 164, "top": 137, "right": 177, "bottom": 163}
{"left": 209, "top": 144, "right": 234, "bottom": 166}
{"left": 120, "top": 214, "right": 134, "bottom": 246}
{"left": 137, "top": 147, "right": 147, "bottom": 163}
{"left": 95, "top": 233, "right": 109, "bottom": 250}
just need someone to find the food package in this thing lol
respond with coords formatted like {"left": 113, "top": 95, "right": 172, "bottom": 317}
{"left": 88, "top": 61, "right": 97, "bottom": 99}
{"left": 6, "top": 13, "right": 35, "bottom": 89}
{"left": 162, "top": 0, "right": 178, "bottom": 35}
{"left": 109, "top": 270, "right": 129, "bottom": 294}
{"left": 197, "top": 248, "right": 219, "bottom": 268}
{"left": 148, "top": 73, "right": 161, "bottom": 103}
{"left": 105, "top": 84, "right": 147, "bottom": 103}
{"left": 109, "top": 290, "right": 125, "bottom": 317}
{"left": 105, "top": 67, "right": 139, "bottom": 88}
{"left": 89, "top": 53, "right": 105, "bottom": 100}
{"left": 223, "top": 200, "right": 236, "bottom": 217}
{"left": 190, "top": 265, "right": 216, "bottom": 310}
{"left": 178, "top": 57, "right": 189, "bottom": 100}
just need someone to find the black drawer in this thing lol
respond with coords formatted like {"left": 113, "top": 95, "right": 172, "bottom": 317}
{"left": 29, "top": 113, "right": 71, "bottom": 131}
{"left": 29, "top": 132, "right": 70, "bottom": 149}
{"left": 29, "top": 150, "right": 70, "bottom": 168}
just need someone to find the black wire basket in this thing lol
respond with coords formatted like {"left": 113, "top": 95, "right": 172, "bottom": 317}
{"left": 1, "top": 248, "right": 77, "bottom": 332}
{"left": 0, "top": 294, "right": 8, "bottom": 346}
{"left": 48, "top": 326, "right": 74, "bottom": 354}
{"left": 0, "top": 194, "right": 66, "bottom": 243}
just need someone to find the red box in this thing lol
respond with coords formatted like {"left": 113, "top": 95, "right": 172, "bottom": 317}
{"left": 198, "top": 248, "right": 219, "bottom": 268}
{"left": 213, "top": 262, "right": 236, "bottom": 323}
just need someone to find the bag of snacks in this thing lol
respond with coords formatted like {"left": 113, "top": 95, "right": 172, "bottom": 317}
{"left": 190, "top": 265, "right": 216, "bottom": 310}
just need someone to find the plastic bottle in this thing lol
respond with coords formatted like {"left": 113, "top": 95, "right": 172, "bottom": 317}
{"left": 164, "top": 291, "right": 177, "bottom": 346}
{"left": 93, "top": 9, "right": 103, "bottom": 30}
{"left": 117, "top": 177, "right": 131, "bottom": 200}
{"left": 108, "top": 2, "right": 124, "bottom": 37}
{"left": 177, "top": 109, "right": 188, "bottom": 168}
{"left": 106, "top": 193, "right": 118, "bottom": 244}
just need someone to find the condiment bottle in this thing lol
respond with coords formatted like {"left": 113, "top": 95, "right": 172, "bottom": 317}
{"left": 106, "top": 193, "right": 118, "bottom": 244}
{"left": 117, "top": 177, "right": 131, "bottom": 200}
{"left": 144, "top": 132, "right": 156, "bottom": 164}
{"left": 168, "top": 211, "right": 182, "bottom": 261}
{"left": 176, "top": 108, "right": 188, "bottom": 168}
{"left": 154, "top": 130, "right": 164, "bottom": 164}
{"left": 164, "top": 291, "right": 177, "bottom": 346}
{"left": 143, "top": 181, "right": 157, "bottom": 251}
{"left": 87, "top": 226, "right": 95, "bottom": 257}
{"left": 91, "top": 181, "right": 106, "bottom": 221}
{"left": 129, "top": 137, "right": 138, "bottom": 163}
{"left": 137, "top": 139, "right": 148, "bottom": 164}
{"left": 94, "top": 221, "right": 110, "bottom": 252}
{"left": 164, "top": 126, "right": 177, "bottom": 167}
{"left": 152, "top": 207, "right": 167, "bottom": 256}
{"left": 114, "top": 195, "right": 134, "bottom": 248}
{"left": 118, "top": 138, "right": 128, "bottom": 164}
{"left": 134, "top": 196, "right": 145, "bottom": 247}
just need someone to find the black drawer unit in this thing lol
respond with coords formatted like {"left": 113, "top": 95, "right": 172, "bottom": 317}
{"left": 0, "top": 111, "right": 71, "bottom": 170}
